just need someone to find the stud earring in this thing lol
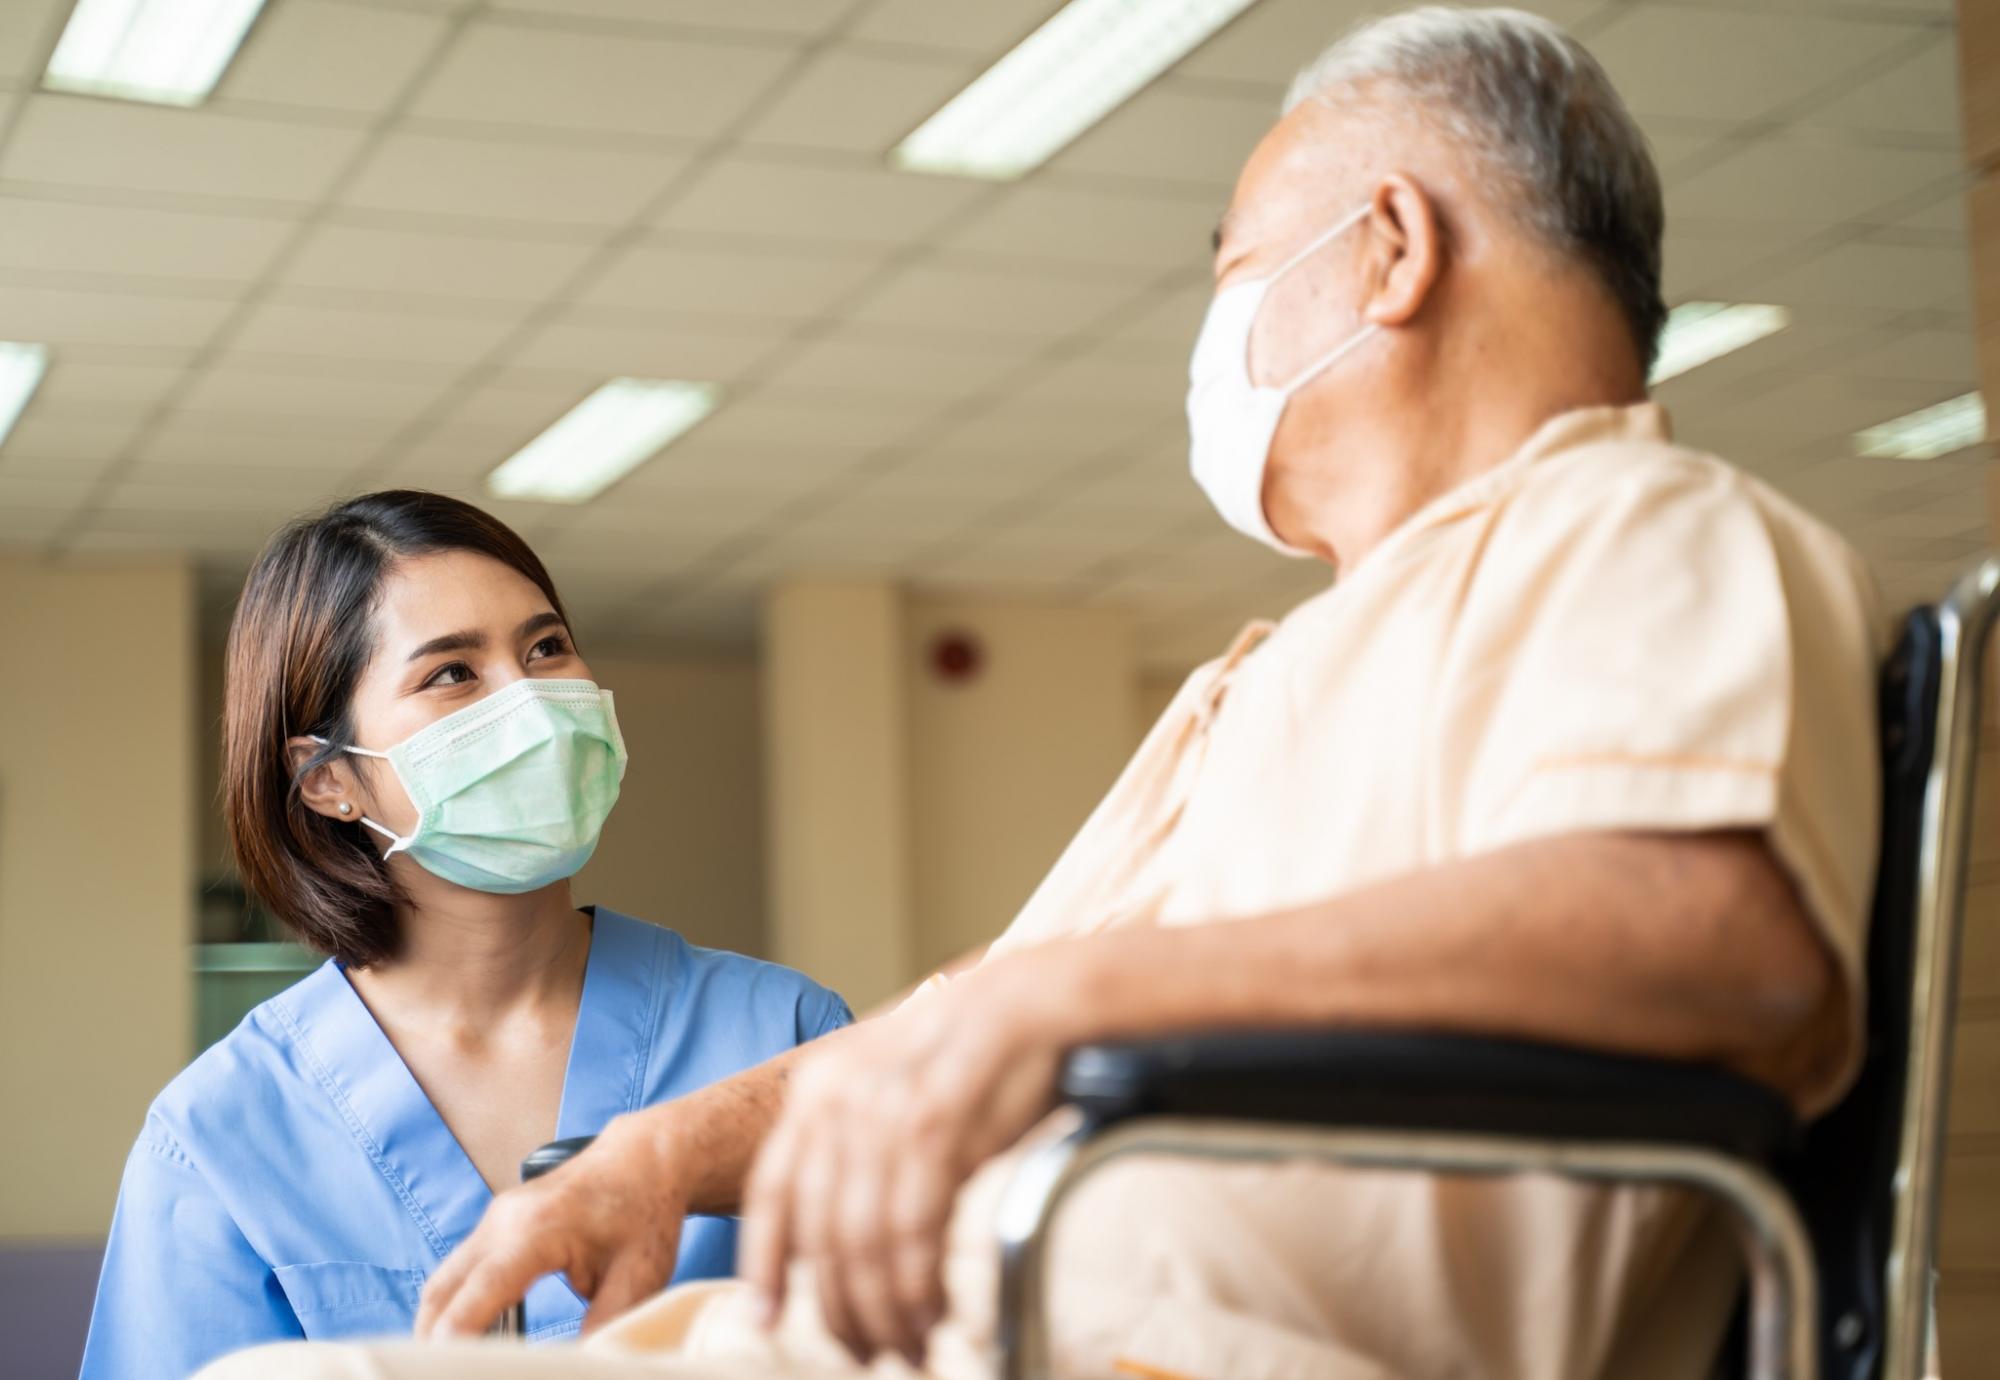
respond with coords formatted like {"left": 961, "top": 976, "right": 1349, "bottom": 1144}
{"left": 338, "top": 802, "right": 353, "bottom": 816}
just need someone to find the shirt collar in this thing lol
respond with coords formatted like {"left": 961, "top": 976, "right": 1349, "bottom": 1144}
{"left": 1347, "top": 401, "right": 1672, "bottom": 576}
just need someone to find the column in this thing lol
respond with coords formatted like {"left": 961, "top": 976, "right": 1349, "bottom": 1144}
{"left": 761, "top": 579, "right": 915, "bottom": 1012}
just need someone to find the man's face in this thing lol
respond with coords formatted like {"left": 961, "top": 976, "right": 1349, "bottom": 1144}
{"left": 1207, "top": 100, "right": 1385, "bottom": 523}
{"left": 1220, "top": 103, "right": 1378, "bottom": 375}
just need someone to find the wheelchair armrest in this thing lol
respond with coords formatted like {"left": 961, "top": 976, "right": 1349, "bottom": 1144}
{"left": 1059, "top": 1031, "right": 1800, "bottom": 1162}
{"left": 520, "top": 1135, "right": 598, "bottom": 1183}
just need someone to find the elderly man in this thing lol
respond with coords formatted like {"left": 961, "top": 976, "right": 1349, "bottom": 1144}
{"left": 203, "top": 7, "right": 1880, "bottom": 1379}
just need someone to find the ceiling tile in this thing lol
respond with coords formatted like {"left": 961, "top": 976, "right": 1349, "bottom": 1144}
{"left": 1791, "top": 33, "right": 1960, "bottom": 140}
{"left": 0, "top": 197, "right": 293, "bottom": 283}
{"left": 0, "top": 283, "right": 236, "bottom": 350}
{"left": 577, "top": 244, "right": 881, "bottom": 322}
{"left": 846, "top": 260, "right": 1139, "bottom": 339}
{"left": 944, "top": 184, "right": 1215, "bottom": 275}
{"left": 1668, "top": 140, "right": 1961, "bottom": 230}
{"left": 1103, "top": 281, "right": 1213, "bottom": 354}
{"left": 1755, "top": 239, "right": 1972, "bottom": 314}
{"left": 341, "top": 130, "right": 691, "bottom": 228}
{"left": 928, "top": 393, "right": 1160, "bottom": 463}
{"left": 1, "top": 95, "right": 368, "bottom": 205}
{"left": 740, "top": 48, "right": 976, "bottom": 153}
{"left": 0, "top": 471, "right": 92, "bottom": 520}
{"left": 1050, "top": 83, "right": 1274, "bottom": 189}
{"left": 755, "top": 325, "right": 1035, "bottom": 401}
{"left": 222, "top": 299, "right": 522, "bottom": 367}
{"left": 410, "top": 20, "right": 793, "bottom": 139}
{"left": 1176, "top": 0, "right": 1603, "bottom": 91}
{"left": 504, "top": 314, "right": 784, "bottom": 380}
{"left": 0, "top": 410, "right": 145, "bottom": 473}
{"left": 654, "top": 155, "right": 988, "bottom": 248}
{"left": 1892, "top": 186, "right": 1970, "bottom": 238}
{"left": 490, "top": 0, "right": 850, "bottom": 36}
{"left": 847, "top": 0, "right": 1054, "bottom": 54}
{"left": 218, "top": 0, "right": 451, "bottom": 115}
{"left": 1008, "top": 350, "right": 1185, "bottom": 413}
{"left": 682, "top": 387, "right": 941, "bottom": 456}
{"left": 32, "top": 357, "right": 187, "bottom": 413}
{"left": 1663, "top": 223, "right": 1822, "bottom": 300}
{"left": 1716, "top": 372, "right": 1969, "bottom": 442}
{"left": 279, "top": 223, "right": 598, "bottom": 305}
{"left": 427, "top": 370, "right": 596, "bottom": 438}
{"left": 176, "top": 364, "right": 451, "bottom": 426}
{"left": 1836, "top": 329, "right": 1980, "bottom": 385}
{"left": 131, "top": 416, "right": 385, "bottom": 474}
{"left": 0, "top": 0, "right": 67, "bottom": 86}
{"left": 1586, "top": 7, "right": 1926, "bottom": 125}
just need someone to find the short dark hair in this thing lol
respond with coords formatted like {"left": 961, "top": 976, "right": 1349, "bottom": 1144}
{"left": 222, "top": 491, "right": 569, "bottom": 966}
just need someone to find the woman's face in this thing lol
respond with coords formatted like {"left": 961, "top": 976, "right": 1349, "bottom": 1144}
{"left": 338, "top": 549, "right": 592, "bottom": 840}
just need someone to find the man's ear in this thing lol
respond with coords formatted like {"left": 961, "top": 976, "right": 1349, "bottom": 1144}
{"left": 1361, "top": 172, "right": 1442, "bottom": 329}
{"left": 287, "top": 736, "right": 360, "bottom": 823}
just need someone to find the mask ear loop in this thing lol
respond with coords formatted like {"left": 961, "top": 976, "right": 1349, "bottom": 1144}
{"left": 1244, "top": 202, "right": 1376, "bottom": 394}
{"left": 308, "top": 735, "right": 414, "bottom": 859}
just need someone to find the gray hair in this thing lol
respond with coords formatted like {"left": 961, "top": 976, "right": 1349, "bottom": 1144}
{"left": 1285, "top": 6, "right": 1666, "bottom": 369}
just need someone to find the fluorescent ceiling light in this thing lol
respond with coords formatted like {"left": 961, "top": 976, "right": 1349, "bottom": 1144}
{"left": 1648, "top": 302, "right": 1789, "bottom": 385}
{"left": 487, "top": 378, "right": 722, "bottom": 505}
{"left": 0, "top": 342, "right": 49, "bottom": 450}
{"left": 892, "top": 0, "right": 1261, "bottom": 180}
{"left": 1855, "top": 393, "right": 1987, "bottom": 462}
{"left": 44, "top": 0, "right": 269, "bottom": 107}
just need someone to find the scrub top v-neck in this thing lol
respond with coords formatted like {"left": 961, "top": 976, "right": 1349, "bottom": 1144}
{"left": 80, "top": 909, "right": 851, "bottom": 1380}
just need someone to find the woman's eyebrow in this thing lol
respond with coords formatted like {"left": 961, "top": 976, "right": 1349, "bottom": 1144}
{"left": 405, "top": 628, "right": 483, "bottom": 663}
{"left": 516, "top": 611, "right": 565, "bottom": 641}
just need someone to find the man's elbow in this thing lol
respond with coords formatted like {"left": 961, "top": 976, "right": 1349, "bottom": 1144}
{"left": 1711, "top": 837, "right": 1847, "bottom": 1103}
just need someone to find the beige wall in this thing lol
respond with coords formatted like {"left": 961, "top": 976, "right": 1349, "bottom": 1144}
{"left": 1943, "top": 1, "right": 2000, "bottom": 1366}
{"left": 573, "top": 656, "right": 766, "bottom": 957}
{"left": 0, "top": 559, "right": 195, "bottom": 1240}
{"left": 905, "top": 598, "right": 1137, "bottom": 974}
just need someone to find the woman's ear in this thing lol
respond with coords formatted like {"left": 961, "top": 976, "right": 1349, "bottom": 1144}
{"left": 287, "top": 737, "right": 360, "bottom": 823}
{"left": 1361, "top": 172, "right": 1443, "bottom": 329}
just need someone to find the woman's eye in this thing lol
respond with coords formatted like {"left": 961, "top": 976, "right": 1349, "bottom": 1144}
{"left": 529, "top": 634, "right": 572, "bottom": 661}
{"left": 423, "top": 662, "right": 473, "bottom": 689}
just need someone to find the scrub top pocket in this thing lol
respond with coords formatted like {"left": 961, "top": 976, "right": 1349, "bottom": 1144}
{"left": 273, "top": 1261, "right": 426, "bottom": 1338}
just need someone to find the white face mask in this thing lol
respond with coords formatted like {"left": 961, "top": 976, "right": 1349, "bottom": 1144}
{"left": 1186, "top": 203, "right": 1379, "bottom": 555}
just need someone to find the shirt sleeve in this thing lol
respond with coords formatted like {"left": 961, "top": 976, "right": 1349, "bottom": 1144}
{"left": 798, "top": 985, "right": 854, "bottom": 1043}
{"left": 79, "top": 1129, "right": 302, "bottom": 1380}
{"left": 1439, "top": 450, "right": 1882, "bottom": 1111}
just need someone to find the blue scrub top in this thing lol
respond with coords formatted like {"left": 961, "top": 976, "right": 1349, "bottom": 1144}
{"left": 79, "top": 908, "right": 851, "bottom": 1380}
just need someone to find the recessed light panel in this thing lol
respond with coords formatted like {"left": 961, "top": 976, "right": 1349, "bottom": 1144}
{"left": 892, "top": 0, "right": 1261, "bottom": 181}
{"left": 487, "top": 379, "right": 723, "bottom": 505}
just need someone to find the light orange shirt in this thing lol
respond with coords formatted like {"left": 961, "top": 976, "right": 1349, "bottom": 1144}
{"left": 594, "top": 402, "right": 1886, "bottom": 1380}
{"left": 955, "top": 402, "right": 1885, "bottom": 1380}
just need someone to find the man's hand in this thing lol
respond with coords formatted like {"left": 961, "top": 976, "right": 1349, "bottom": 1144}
{"left": 415, "top": 1110, "right": 692, "bottom": 1339}
{"left": 739, "top": 958, "right": 1071, "bottom": 1368}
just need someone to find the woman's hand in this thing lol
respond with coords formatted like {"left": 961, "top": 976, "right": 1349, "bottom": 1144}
{"left": 415, "top": 1108, "right": 693, "bottom": 1338}
{"left": 739, "top": 955, "right": 1075, "bottom": 1368}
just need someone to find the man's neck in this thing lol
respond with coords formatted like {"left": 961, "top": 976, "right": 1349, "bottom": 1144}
{"left": 1281, "top": 365, "right": 1646, "bottom": 572}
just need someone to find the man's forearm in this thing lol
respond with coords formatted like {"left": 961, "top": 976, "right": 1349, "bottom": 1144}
{"left": 1029, "top": 830, "right": 1842, "bottom": 1104}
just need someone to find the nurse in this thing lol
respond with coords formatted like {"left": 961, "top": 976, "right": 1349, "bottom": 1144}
{"left": 79, "top": 490, "right": 851, "bottom": 1379}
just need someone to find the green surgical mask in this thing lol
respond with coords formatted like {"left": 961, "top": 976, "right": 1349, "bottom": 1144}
{"left": 317, "top": 678, "right": 627, "bottom": 895}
